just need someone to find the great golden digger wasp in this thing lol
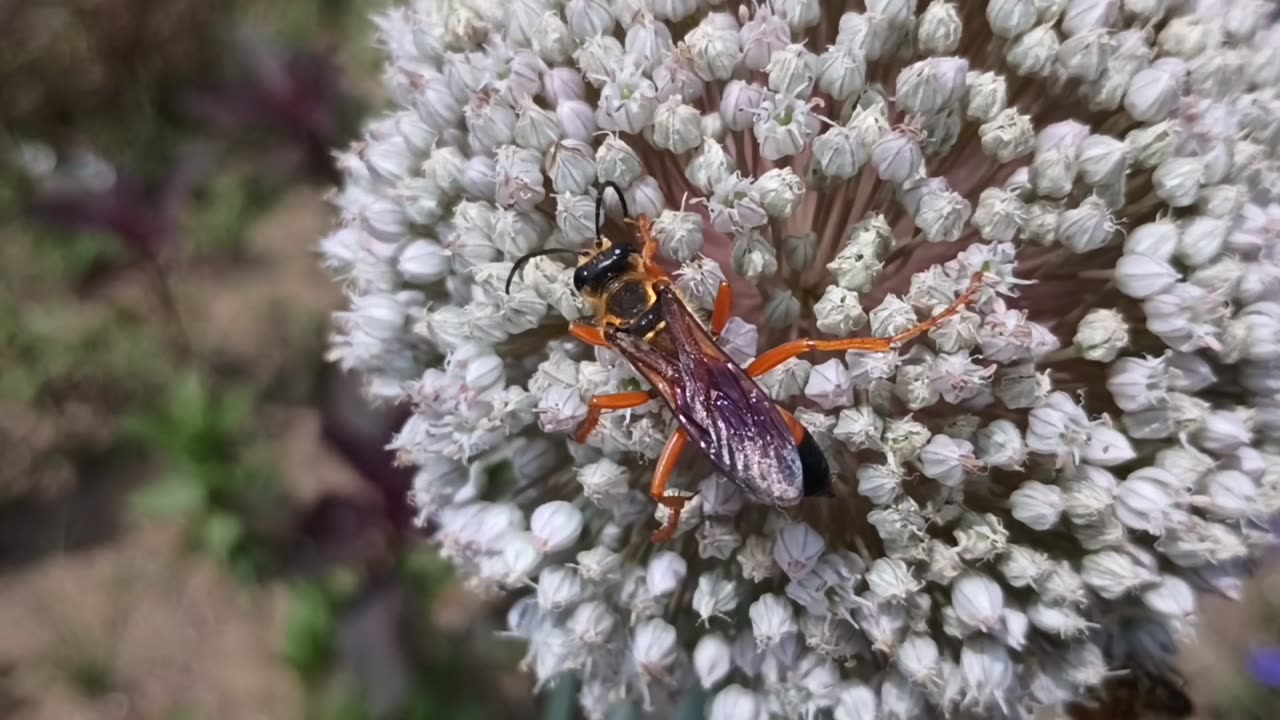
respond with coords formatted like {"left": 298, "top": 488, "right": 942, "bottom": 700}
{"left": 506, "top": 182, "right": 988, "bottom": 543}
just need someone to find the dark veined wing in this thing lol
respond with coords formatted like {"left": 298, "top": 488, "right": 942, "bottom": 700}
{"left": 608, "top": 284, "right": 805, "bottom": 506}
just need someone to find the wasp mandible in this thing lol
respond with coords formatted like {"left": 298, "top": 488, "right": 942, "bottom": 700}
{"left": 507, "top": 183, "right": 987, "bottom": 543}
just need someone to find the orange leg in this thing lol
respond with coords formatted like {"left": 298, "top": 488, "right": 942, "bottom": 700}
{"left": 570, "top": 322, "right": 609, "bottom": 347}
{"left": 650, "top": 429, "right": 689, "bottom": 543}
{"left": 575, "top": 391, "right": 652, "bottom": 443}
{"left": 746, "top": 270, "right": 987, "bottom": 377}
{"left": 710, "top": 281, "right": 733, "bottom": 336}
{"left": 777, "top": 406, "right": 806, "bottom": 444}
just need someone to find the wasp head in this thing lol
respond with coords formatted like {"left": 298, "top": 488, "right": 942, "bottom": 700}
{"left": 572, "top": 236, "right": 635, "bottom": 297}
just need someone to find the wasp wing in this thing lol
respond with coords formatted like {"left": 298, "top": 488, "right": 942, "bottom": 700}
{"left": 609, "top": 285, "right": 804, "bottom": 505}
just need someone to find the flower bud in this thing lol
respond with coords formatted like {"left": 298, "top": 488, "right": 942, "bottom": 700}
{"left": 951, "top": 572, "right": 1004, "bottom": 632}
{"left": 739, "top": 276, "right": 795, "bottom": 325}
{"left": 625, "top": 16, "right": 676, "bottom": 73}
{"left": 754, "top": 94, "right": 819, "bottom": 160}
{"left": 748, "top": 593, "right": 797, "bottom": 649}
{"left": 816, "top": 45, "right": 867, "bottom": 100}
{"left": 565, "top": 0, "right": 615, "bottom": 38}
{"left": 545, "top": 140, "right": 597, "bottom": 194}
{"left": 651, "top": 97, "right": 703, "bottom": 153}
{"left": 652, "top": 209, "right": 704, "bottom": 262}
{"left": 531, "top": 12, "right": 574, "bottom": 63}
{"left": 1124, "top": 220, "right": 1178, "bottom": 261}
{"left": 1153, "top": 157, "right": 1202, "bottom": 208}
{"left": 1074, "top": 308, "right": 1128, "bottom": 361}
{"left": 1058, "top": 196, "right": 1115, "bottom": 253}
{"left": 1062, "top": 0, "right": 1120, "bottom": 37}
{"left": 1125, "top": 66, "right": 1181, "bottom": 122}
{"left": 1197, "top": 409, "right": 1252, "bottom": 455}
{"left": 851, "top": 462, "right": 901, "bottom": 506}
{"left": 1176, "top": 215, "right": 1227, "bottom": 268}
{"left": 654, "top": 48, "right": 705, "bottom": 103}
{"left": 1010, "top": 481, "right": 1065, "bottom": 530}
{"left": 805, "top": 358, "right": 853, "bottom": 410}
{"left": 979, "top": 108, "right": 1036, "bottom": 163}
{"left": 814, "top": 286, "right": 869, "bottom": 336}
{"left": 766, "top": 43, "right": 818, "bottom": 96}
{"left": 556, "top": 192, "right": 597, "bottom": 243}
{"left": 755, "top": 167, "right": 805, "bottom": 218}
{"left": 916, "top": 433, "right": 977, "bottom": 487}
{"left": 541, "top": 67, "right": 586, "bottom": 106}
{"left": 686, "top": 22, "right": 742, "bottom": 81}
{"left": 918, "top": 1, "right": 962, "bottom": 55}
{"left": 1114, "top": 253, "right": 1180, "bottom": 299}
{"left": 530, "top": 500, "right": 584, "bottom": 553}
{"left": 694, "top": 633, "right": 733, "bottom": 689}
{"left": 719, "top": 79, "right": 766, "bottom": 132}
{"left": 646, "top": 550, "right": 688, "bottom": 596}
{"left": 625, "top": 175, "right": 665, "bottom": 218}
{"left": 596, "top": 69, "right": 657, "bottom": 134}
{"left": 651, "top": 0, "right": 697, "bottom": 21}
{"left": 896, "top": 58, "right": 969, "bottom": 115}
{"left": 592, "top": 134, "right": 642, "bottom": 189}
{"left": 1126, "top": 120, "right": 1177, "bottom": 168}
{"left": 1030, "top": 149, "right": 1077, "bottom": 198}
{"left": 536, "top": 564, "right": 585, "bottom": 611}
{"left": 398, "top": 239, "right": 452, "bottom": 283}
{"left": 1114, "top": 467, "right": 1179, "bottom": 534}
{"left": 777, "top": 233, "right": 816, "bottom": 273}
{"left": 774, "top": 522, "right": 826, "bottom": 580}
{"left": 871, "top": 128, "right": 924, "bottom": 183}
{"left": 573, "top": 35, "right": 624, "bottom": 86}
{"left": 495, "top": 146, "right": 546, "bottom": 211}
{"left": 1070, "top": 136, "right": 1123, "bottom": 192}
{"left": 975, "top": 419, "right": 1026, "bottom": 469}
{"left": 632, "top": 618, "right": 680, "bottom": 675}
{"left": 987, "top": 0, "right": 1036, "bottom": 37}
{"left": 1007, "top": 24, "right": 1060, "bottom": 77}
{"left": 966, "top": 71, "right": 1008, "bottom": 122}
{"left": 740, "top": 7, "right": 792, "bottom": 71}
{"left": 812, "top": 126, "right": 868, "bottom": 179}
{"left": 916, "top": 189, "right": 972, "bottom": 243}
{"left": 1082, "top": 550, "right": 1159, "bottom": 599}
{"left": 708, "top": 685, "right": 763, "bottom": 720}
{"left": 971, "top": 187, "right": 1026, "bottom": 242}
{"left": 513, "top": 100, "right": 562, "bottom": 152}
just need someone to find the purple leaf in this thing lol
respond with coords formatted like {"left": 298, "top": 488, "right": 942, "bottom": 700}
{"left": 28, "top": 143, "right": 217, "bottom": 262}
{"left": 1248, "top": 647, "right": 1280, "bottom": 688}
{"left": 190, "top": 30, "right": 347, "bottom": 181}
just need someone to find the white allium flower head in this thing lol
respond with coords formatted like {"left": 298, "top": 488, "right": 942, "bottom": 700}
{"left": 324, "top": 0, "right": 1280, "bottom": 715}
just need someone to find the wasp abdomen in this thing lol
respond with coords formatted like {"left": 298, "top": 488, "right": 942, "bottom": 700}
{"left": 797, "top": 430, "right": 833, "bottom": 497}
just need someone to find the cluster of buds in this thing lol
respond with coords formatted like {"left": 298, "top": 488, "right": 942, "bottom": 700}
{"left": 321, "top": 0, "right": 1280, "bottom": 717}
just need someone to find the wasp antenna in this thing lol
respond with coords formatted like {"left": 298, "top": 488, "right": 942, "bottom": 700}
{"left": 505, "top": 247, "right": 581, "bottom": 294}
{"left": 595, "top": 181, "right": 629, "bottom": 237}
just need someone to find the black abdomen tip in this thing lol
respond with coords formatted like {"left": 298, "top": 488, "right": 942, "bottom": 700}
{"left": 797, "top": 429, "right": 833, "bottom": 497}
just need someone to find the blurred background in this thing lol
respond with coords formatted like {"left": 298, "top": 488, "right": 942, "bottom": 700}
{"left": 0, "top": 2, "right": 541, "bottom": 718}
{"left": 0, "top": 2, "right": 1277, "bottom": 720}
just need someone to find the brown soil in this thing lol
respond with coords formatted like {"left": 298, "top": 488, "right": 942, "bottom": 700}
{"left": 0, "top": 189, "right": 368, "bottom": 720}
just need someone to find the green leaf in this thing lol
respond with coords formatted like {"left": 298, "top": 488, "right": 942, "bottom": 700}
{"left": 198, "top": 511, "right": 244, "bottom": 561}
{"left": 282, "top": 583, "right": 336, "bottom": 682}
{"left": 217, "top": 386, "right": 255, "bottom": 430}
{"left": 131, "top": 478, "right": 208, "bottom": 516}
{"left": 168, "top": 372, "right": 209, "bottom": 433}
